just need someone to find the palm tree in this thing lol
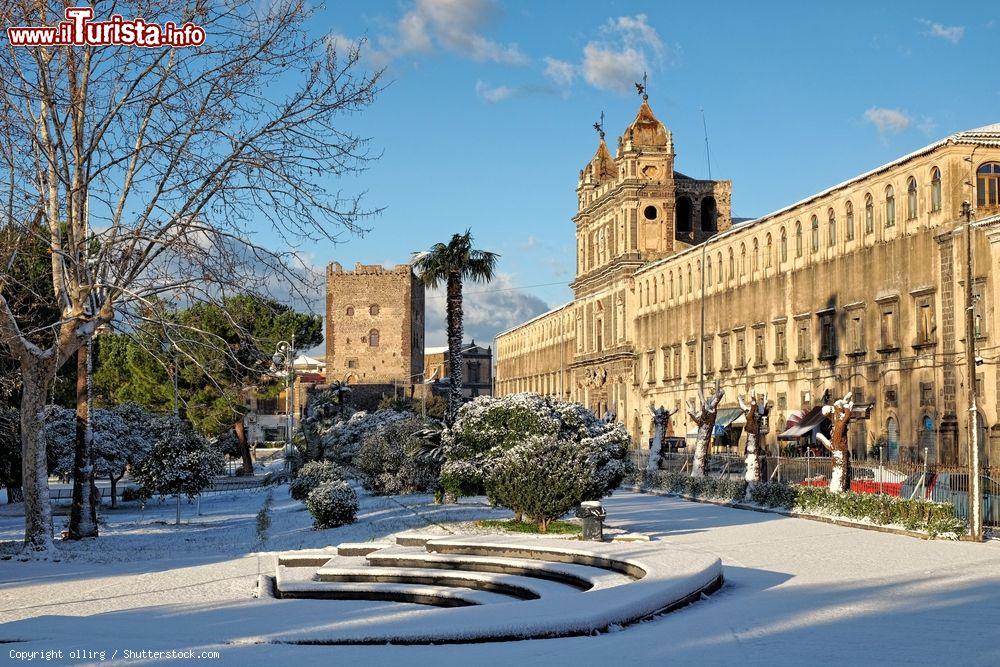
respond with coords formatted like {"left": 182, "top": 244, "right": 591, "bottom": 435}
{"left": 413, "top": 231, "right": 498, "bottom": 425}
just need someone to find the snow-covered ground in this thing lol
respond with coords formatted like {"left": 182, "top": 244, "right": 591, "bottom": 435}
{"left": 2, "top": 488, "right": 999, "bottom": 666}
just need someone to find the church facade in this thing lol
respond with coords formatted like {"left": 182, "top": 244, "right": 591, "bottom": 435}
{"left": 494, "top": 98, "right": 1000, "bottom": 466}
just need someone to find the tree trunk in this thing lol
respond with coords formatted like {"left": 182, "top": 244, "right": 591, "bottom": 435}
{"left": 740, "top": 393, "right": 770, "bottom": 495}
{"left": 234, "top": 419, "right": 254, "bottom": 476}
{"left": 688, "top": 382, "right": 725, "bottom": 478}
{"left": 445, "top": 273, "right": 464, "bottom": 426}
{"left": 818, "top": 394, "right": 855, "bottom": 494}
{"left": 68, "top": 343, "right": 98, "bottom": 539}
{"left": 19, "top": 364, "right": 54, "bottom": 551}
{"left": 110, "top": 474, "right": 121, "bottom": 509}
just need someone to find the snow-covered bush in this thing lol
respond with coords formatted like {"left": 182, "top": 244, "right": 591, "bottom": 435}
{"left": 747, "top": 481, "right": 797, "bottom": 509}
{"left": 442, "top": 393, "right": 634, "bottom": 500}
{"left": 305, "top": 479, "right": 358, "bottom": 528}
{"left": 485, "top": 435, "right": 593, "bottom": 532}
{"left": 794, "top": 486, "right": 963, "bottom": 537}
{"left": 289, "top": 460, "right": 343, "bottom": 501}
{"left": 644, "top": 471, "right": 748, "bottom": 503}
{"left": 130, "top": 417, "right": 224, "bottom": 500}
{"left": 316, "top": 409, "right": 412, "bottom": 465}
{"left": 355, "top": 417, "right": 439, "bottom": 495}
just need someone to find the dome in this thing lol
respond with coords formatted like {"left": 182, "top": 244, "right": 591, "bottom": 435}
{"left": 583, "top": 137, "right": 615, "bottom": 184}
{"left": 623, "top": 99, "right": 670, "bottom": 148}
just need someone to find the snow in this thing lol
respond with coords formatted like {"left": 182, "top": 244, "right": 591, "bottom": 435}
{"left": 2, "top": 490, "right": 1000, "bottom": 665}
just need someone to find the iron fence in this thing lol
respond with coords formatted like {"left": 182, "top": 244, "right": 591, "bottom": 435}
{"left": 631, "top": 449, "right": 1000, "bottom": 527}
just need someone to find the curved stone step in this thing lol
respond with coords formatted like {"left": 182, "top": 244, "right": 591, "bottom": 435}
{"left": 277, "top": 580, "right": 510, "bottom": 607}
{"left": 365, "top": 548, "right": 629, "bottom": 591}
{"left": 314, "top": 565, "right": 578, "bottom": 600}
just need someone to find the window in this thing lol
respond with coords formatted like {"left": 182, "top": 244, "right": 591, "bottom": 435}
{"left": 687, "top": 265, "right": 692, "bottom": 294}
{"left": 369, "top": 304, "right": 380, "bottom": 316}
{"left": 845, "top": 201, "right": 855, "bottom": 241}
{"left": 796, "top": 318, "right": 811, "bottom": 361}
{"left": 676, "top": 197, "right": 692, "bottom": 233}
{"left": 752, "top": 239, "right": 760, "bottom": 273}
{"left": 810, "top": 215, "right": 819, "bottom": 253}
{"left": 848, "top": 308, "right": 865, "bottom": 354}
{"left": 780, "top": 227, "right": 788, "bottom": 263}
{"left": 973, "top": 279, "right": 987, "bottom": 337}
{"left": 661, "top": 346, "right": 670, "bottom": 381}
{"left": 765, "top": 233, "right": 773, "bottom": 268}
{"left": 647, "top": 351, "right": 655, "bottom": 384}
{"left": 930, "top": 167, "right": 942, "bottom": 212}
{"left": 720, "top": 335, "right": 731, "bottom": 370}
{"left": 775, "top": 323, "right": 787, "bottom": 362}
{"left": 735, "top": 330, "right": 747, "bottom": 368}
{"left": 368, "top": 329, "right": 380, "bottom": 346}
{"left": 754, "top": 327, "right": 766, "bottom": 367}
{"left": 864, "top": 193, "right": 874, "bottom": 234}
{"left": 977, "top": 163, "right": 1000, "bottom": 209}
{"left": 673, "top": 344, "right": 682, "bottom": 378}
{"left": 643, "top": 205, "right": 658, "bottom": 220}
{"left": 704, "top": 338, "right": 714, "bottom": 373}
{"left": 347, "top": 358, "right": 359, "bottom": 369}
{"left": 795, "top": 221, "right": 803, "bottom": 257}
{"left": 668, "top": 271, "right": 674, "bottom": 298}
{"left": 885, "top": 185, "right": 895, "bottom": 227}
{"left": 878, "top": 298, "right": 899, "bottom": 351}
{"left": 819, "top": 312, "right": 836, "bottom": 359}
{"left": 702, "top": 196, "right": 718, "bottom": 232}
{"left": 706, "top": 258, "right": 713, "bottom": 285}
{"left": 687, "top": 344, "right": 697, "bottom": 378}
{"left": 827, "top": 208, "right": 836, "bottom": 245}
{"left": 740, "top": 243, "right": 747, "bottom": 277}
{"left": 920, "top": 383, "right": 935, "bottom": 407}
{"left": 717, "top": 253, "right": 723, "bottom": 285}
{"left": 907, "top": 177, "right": 918, "bottom": 220}
{"left": 729, "top": 249, "right": 735, "bottom": 281}
{"left": 914, "top": 294, "right": 936, "bottom": 346}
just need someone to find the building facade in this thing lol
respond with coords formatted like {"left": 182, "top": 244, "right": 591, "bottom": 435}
{"left": 424, "top": 341, "right": 494, "bottom": 398}
{"left": 495, "top": 99, "right": 1000, "bottom": 465}
{"left": 325, "top": 262, "right": 425, "bottom": 388}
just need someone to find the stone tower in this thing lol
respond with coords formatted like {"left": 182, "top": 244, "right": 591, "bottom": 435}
{"left": 325, "top": 262, "right": 424, "bottom": 387}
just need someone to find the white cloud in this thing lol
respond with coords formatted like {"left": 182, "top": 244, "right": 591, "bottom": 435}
{"left": 424, "top": 273, "right": 550, "bottom": 346}
{"left": 543, "top": 57, "right": 575, "bottom": 88}
{"left": 864, "top": 107, "right": 912, "bottom": 136}
{"left": 916, "top": 18, "right": 965, "bottom": 44}
{"left": 581, "top": 14, "right": 666, "bottom": 94}
{"left": 342, "top": 0, "right": 527, "bottom": 66}
{"left": 475, "top": 80, "right": 516, "bottom": 104}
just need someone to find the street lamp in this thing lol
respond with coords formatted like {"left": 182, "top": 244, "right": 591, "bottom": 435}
{"left": 273, "top": 339, "right": 296, "bottom": 463}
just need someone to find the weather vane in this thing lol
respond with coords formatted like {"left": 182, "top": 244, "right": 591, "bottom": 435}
{"left": 593, "top": 111, "right": 605, "bottom": 140}
{"left": 634, "top": 71, "right": 648, "bottom": 100}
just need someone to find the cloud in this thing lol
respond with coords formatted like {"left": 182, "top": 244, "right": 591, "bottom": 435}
{"left": 342, "top": 0, "right": 527, "bottom": 66}
{"left": 582, "top": 14, "right": 666, "bottom": 93}
{"left": 424, "top": 273, "right": 550, "bottom": 346}
{"left": 475, "top": 80, "right": 516, "bottom": 103}
{"left": 543, "top": 57, "right": 575, "bottom": 88}
{"left": 864, "top": 107, "right": 912, "bottom": 136}
{"left": 916, "top": 18, "right": 965, "bottom": 44}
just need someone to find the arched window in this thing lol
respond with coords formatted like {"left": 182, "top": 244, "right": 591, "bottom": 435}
{"left": 885, "top": 185, "right": 895, "bottom": 227}
{"left": 728, "top": 248, "right": 735, "bottom": 281}
{"left": 740, "top": 243, "right": 747, "bottom": 277}
{"left": 906, "top": 177, "right": 918, "bottom": 220}
{"left": 930, "top": 167, "right": 942, "bottom": 212}
{"left": 706, "top": 257, "right": 713, "bottom": 285}
{"left": 676, "top": 196, "right": 693, "bottom": 234}
{"left": 977, "top": 162, "right": 1000, "bottom": 209}
{"left": 752, "top": 238, "right": 760, "bottom": 273}
{"left": 659, "top": 275, "right": 665, "bottom": 302}
{"left": 845, "top": 201, "right": 855, "bottom": 241}
{"left": 717, "top": 252, "right": 723, "bottom": 285}
{"left": 886, "top": 416, "right": 899, "bottom": 462}
{"left": 810, "top": 215, "right": 819, "bottom": 253}
{"left": 653, "top": 278, "right": 658, "bottom": 303}
{"left": 827, "top": 208, "right": 836, "bottom": 245}
{"left": 765, "top": 233, "right": 773, "bottom": 268}
{"left": 795, "top": 221, "right": 803, "bottom": 257}
{"left": 864, "top": 194, "right": 874, "bottom": 233}
{"left": 701, "top": 196, "right": 718, "bottom": 232}
{"left": 669, "top": 271, "right": 674, "bottom": 298}
{"left": 780, "top": 227, "right": 788, "bottom": 263}
{"left": 368, "top": 329, "right": 380, "bottom": 347}
{"left": 346, "top": 306, "right": 355, "bottom": 316}
{"left": 645, "top": 281, "right": 650, "bottom": 305}
{"left": 687, "top": 265, "right": 692, "bottom": 294}
{"left": 677, "top": 271, "right": 682, "bottom": 295}
{"left": 369, "top": 304, "right": 380, "bottom": 316}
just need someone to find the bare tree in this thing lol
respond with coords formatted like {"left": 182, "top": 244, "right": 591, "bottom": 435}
{"left": 816, "top": 392, "right": 856, "bottom": 494}
{"left": 0, "top": 0, "right": 382, "bottom": 550}
{"left": 687, "top": 380, "right": 724, "bottom": 478}
{"left": 646, "top": 402, "right": 678, "bottom": 475}
{"left": 738, "top": 390, "right": 770, "bottom": 491}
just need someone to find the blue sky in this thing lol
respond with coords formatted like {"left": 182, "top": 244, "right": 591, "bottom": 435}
{"left": 296, "top": 0, "right": 998, "bottom": 347}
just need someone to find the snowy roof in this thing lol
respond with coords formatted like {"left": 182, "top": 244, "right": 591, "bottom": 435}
{"left": 293, "top": 354, "right": 325, "bottom": 367}
{"left": 495, "top": 301, "right": 574, "bottom": 339}
{"left": 425, "top": 342, "right": 491, "bottom": 356}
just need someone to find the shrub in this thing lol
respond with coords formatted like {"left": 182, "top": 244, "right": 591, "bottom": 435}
{"left": 355, "top": 417, "right": 440, "bottom": 495}
{"left": 306, "top": 480, "right": 358, "bottom": 528}
{"left": 485, "top": 435, "right": 593, "bottom": 532}
{"left": 644, "top": 471, "right": 748, "bottom": 503}
{"left": 317, "top": 409, "right": 412, "bottom": 465}
{"left": 130, "top": 417, "right": 224, "bottom": 500}
{"left": 120, "top": 486, "right": 142, "bottom": 503}
{"left": 290, "top": 460, "right": 342, "bottom": 501}
{"left": 792, "top": 486, "right": 964, "bottom": 537}
{"left": 442, "top": 393, "right": 634, "bottom": 501}
{"left": 748, "top": 481, "right": 798, "bottom": 509}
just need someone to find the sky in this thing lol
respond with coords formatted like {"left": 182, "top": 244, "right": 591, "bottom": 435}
{"left": 288, "top": 0, "right": 999, "bottom": 349}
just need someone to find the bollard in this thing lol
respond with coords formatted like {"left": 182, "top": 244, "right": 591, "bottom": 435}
{"left": 576, "top": 501, "right": 606, "bottom": 541}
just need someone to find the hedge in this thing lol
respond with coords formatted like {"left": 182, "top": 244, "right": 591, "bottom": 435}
{"left": 641, "top": 472, "right": 964, "bottom": 538}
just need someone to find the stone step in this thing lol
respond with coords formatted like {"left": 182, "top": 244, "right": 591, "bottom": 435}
{"left": 314, "top": 565, "right": 577, "bottom": 600}
{"left": 276, "top": 577, "right": 511, "bottom": 607}
{"left": 365, "top": 548, "right": 629, "bottom": 591}
{"left": 394, "top": 533, "right": 443, "bottom": 547}
{"left": 336, "top": 542, "right": 393, "bottom": 557}
{"left": 275, "top": 550, "right": 338, "bottom": 568}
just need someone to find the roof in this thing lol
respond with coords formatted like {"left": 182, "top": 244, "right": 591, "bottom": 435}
{"left": 636, "top": 123, "right": 1000, "bottom": 277}
{"left": 624, "top": 99, "right": 670, "bottom": 147}
{"left": 293, "top": 354, "right": 325, "bottom": 367}
{"left": 495, "top": 301, "right": 574, "bottom": 339}
{"left": 424, "top": 342, "right": 491, "bottom": 356}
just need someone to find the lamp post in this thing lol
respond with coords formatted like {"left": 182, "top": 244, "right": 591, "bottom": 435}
{"left": 961, "top": 200, "right": 983, "bottom": 541}
{"left": 273, "top": 339, "right": 295, "bottom": 464}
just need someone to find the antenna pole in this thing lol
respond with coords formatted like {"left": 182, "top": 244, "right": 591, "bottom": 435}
{"left": 701, "top": 107, "right": 712, "bottom": 180}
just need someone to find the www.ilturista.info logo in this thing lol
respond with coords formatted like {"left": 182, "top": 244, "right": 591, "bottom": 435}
{"left": 7, "top": 6, "right": 205, "bottom": 47}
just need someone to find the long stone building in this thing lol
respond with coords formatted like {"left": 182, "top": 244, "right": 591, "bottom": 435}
{"left": 495, "top": 97, "right": 1000, "bottom": 465}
